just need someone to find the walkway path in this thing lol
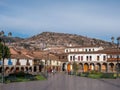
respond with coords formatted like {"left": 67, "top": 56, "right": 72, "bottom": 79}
{"left": 0, "top": 73, "right": 120, "bottom": 90}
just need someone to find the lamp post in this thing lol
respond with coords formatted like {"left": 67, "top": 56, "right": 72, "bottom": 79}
{"left": 117, "top": 37, "right": 120, "bottom": 78}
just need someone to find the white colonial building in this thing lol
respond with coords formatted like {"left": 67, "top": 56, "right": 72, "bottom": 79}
{"left": 64, "top": 46, "right": 120, "bottom": 73}
{"left": 0, "top": 47, "right": 63, "bottom": 76}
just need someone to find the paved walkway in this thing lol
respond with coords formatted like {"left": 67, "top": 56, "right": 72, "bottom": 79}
{"left": 0, "top": 73, "right": 120, "bottom": 90}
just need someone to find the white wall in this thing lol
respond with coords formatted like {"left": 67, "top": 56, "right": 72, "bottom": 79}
{"left": 19, "top": 59, "right": 27, "bottom": 65}
{"left": 3, "top": 58, "right": 33, "bottom": 66}
{"left": 4, "top": 59, "right": 16, "bottom": 65}
{"left": 29, "top": 59, "right": 33, "bottom": 66}
{"left": 68, "top": 53, "right": 107, "bottom": 62}
{"left": 51, "top": 60, "right": 57, "bottom": 66}
{"left": 65, "top": 47, "right": 104, "bottom": 53}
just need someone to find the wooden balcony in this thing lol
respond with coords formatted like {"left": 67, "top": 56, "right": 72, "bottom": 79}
{"left": 107, "top": 58, "right": 120, "bottom": 62}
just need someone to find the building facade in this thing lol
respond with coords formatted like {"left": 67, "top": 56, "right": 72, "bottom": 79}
{"left": 0, "top": 47, "right": 63, "bottom": 76}
{"left": 64, "top": 46, "right": 120, "bottom": 73}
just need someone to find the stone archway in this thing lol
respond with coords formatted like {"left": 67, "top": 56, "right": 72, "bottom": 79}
{"left": 90, "top": 63, "right": 95, "bottom": 71}
{"left": 79, "top": 63, "right": 83, "bottom": 72}
{"left": 16, "top": 67, "right": 19, "bottom": 72}
{"left": 67, "top": 63, "right": 72, "bottom": 72}
{"left": 34, "top": 66, "right": 37, "bottom": 72}
{"left": 5, "top": 67, "right": 9, "bottom": 73}
{"left": 109, "top": 63, "right": 114, "bottom": 72}
{"left": 84, "top": 63, "right": 89, "bottom": 72}
{"left": 21, "top": 67, "right": 24, "bottom": 72}
{"left": 116, "top": 63, "right": 120, "bottom": 72}
{"left": 26, "top": 67, "right": 28, "bottom": 72}
{"left": 10, "top": 67, "right": 14, "bottom": 73}
{"left": 102, "top": 63, "right": 107, "bottom": 72}
{"left": 29, "top": 67, "right": 32, "bottom": 72}
{"left": 96, "top": 63, "right": 101, "bottom": 72}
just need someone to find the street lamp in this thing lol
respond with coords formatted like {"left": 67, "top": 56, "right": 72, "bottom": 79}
{"left": 117, "top": 37, "right": 120, "bottom": 78}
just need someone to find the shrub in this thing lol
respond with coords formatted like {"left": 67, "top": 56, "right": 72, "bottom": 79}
{"left": 101, "top": 73, "right": 116, "bottom": 79}
{"left": 82, "top": 72, "right": 89, "bottom": 77}
{"left": 80, "top": 71, "right": 116, "bottom": 79}
{"left": 88, "top": 73, "right": 102, "bottom": 79}
{"left": 15, "top": 71, "right": 25, "bottom": 77}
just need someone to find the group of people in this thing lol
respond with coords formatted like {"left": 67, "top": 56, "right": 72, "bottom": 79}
{"left": 48, "top": 69, "right": 56, "bottom": 75}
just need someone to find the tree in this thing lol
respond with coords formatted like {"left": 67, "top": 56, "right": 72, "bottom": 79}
{"left": 0, "top": 42, "right": 11, "bottom": 60}
{"left": 0, "top": 31, "right": 4, "bottom": 37}
{"left": 8, "top": 32, "right": 12, "bottom": 37}
{"left": 72, "top": 62, "right": 79, "bottom": 75}
{"left": 111, "top": 37, "right": 114, "bottom": 43}
{"left": 117, "top": 37, "right": 120, "bottom": 49}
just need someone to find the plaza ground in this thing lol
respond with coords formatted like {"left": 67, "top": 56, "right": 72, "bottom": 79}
{"left": 0, "top": 73, "right": 120, "bottom": 90}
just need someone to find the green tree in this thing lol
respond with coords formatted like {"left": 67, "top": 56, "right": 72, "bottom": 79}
{"left": 72, "top": 62, "right": 79, "bottom": 75}
{"left": 0, "top": 42, "right": 10, "bottom": 60}
{"left": 111, "top": 36, "right": 114, "bottom": 43}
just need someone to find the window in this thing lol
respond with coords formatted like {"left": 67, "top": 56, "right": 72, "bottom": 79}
{"left": 81, "top": 56, "right": 83, "bottom": 61}
{"left": 110, "top": 55, "right": 112, "bottom": 58}
{"left": 86, "top": 56, "right": 89, "bottom": 61}
{"left": 62, "top": 56, "right": 65, "bottom": 59}
{"left": 97, "top": 56, "right": 100, "bottom": 61}
{"left": 78, "top": 56, "right": 80, "bottom": 61}
{"left": 89, "top": 49, "right": 91, "bottom": 52}
{"left": 90, "top": 56, "right": 92, "bottom": 61}
{"left": 85, "top": 49, "right": 87, "bottom": 52}
{"left": 103, "top": 55, "right": 106, "bottom": 61}
{"left": 66, "top": 50, "right": 68, "bottom": 53}
{"left": 73, "top": 56, "right": 75, "bottom": 61}
{"left": 70, "top": 56, "right": 72, "bottom": 61}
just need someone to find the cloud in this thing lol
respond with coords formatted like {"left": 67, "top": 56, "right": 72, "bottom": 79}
{"left": 0, "top": 0, "right": 120, "bottom": 40}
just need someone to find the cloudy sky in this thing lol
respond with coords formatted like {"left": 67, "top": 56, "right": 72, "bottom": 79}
{"left": 0, "top": 0, "right": 120, "bottom": 41}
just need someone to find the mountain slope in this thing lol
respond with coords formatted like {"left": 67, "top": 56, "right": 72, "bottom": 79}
{"left": 1, "top": 36, "right": 24, "bottom": 43}
{"left": 20, "top": 32, "right": 113, "bottom": 49}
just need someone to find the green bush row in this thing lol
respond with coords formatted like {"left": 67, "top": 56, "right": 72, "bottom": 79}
{"left": 78, "top": 71, "right": 117, "bottom": 79}
{"left": 0, "top": 71, "right": 46, "bottom": 83}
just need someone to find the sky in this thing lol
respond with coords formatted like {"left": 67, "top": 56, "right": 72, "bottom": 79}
{"left": 0, "top": 0, "right": 120, "bottom": 41}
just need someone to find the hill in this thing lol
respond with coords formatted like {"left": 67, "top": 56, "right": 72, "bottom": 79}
{"left": 19, "top": 32, "right": 114, "bottom": 50}
{"left": 0, "top": 36, "right": 24, "bottom": 43}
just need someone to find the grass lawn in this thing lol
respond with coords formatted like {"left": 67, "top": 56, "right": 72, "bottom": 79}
{"left": 79, "top": 71, "right": 120, "bottom": 79}
{"left": 0, "top": 72, "right": 46, "bottom": 83}
{"left": 88, "top": 74, "right": 102, "bottom": 79}
{"left": 35, "top": 75, "right": 46, "bottom": 80}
